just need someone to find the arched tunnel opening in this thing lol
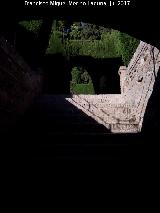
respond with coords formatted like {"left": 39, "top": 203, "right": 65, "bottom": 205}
{"left": 42, "top": 53, "right": 122, "bottom": 95}
{"left": 0, "top": 6, "right": 160, "bottom": 160}
{"left": 69, "top": 56, "right": 122, "bottom": 94}
{"left": 4, "top": 19, "right": 127, "bottom": 95}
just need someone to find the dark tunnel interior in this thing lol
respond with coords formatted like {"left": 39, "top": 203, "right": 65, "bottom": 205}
{"left": 0, "top": 2, "right": 160, "bottom": 161}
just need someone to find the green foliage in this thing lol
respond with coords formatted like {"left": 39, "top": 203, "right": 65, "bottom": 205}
{"left": 116, "top": 32, "right": 140, "bottom": 66}
{"left": 56, "top": 20, "right": 65, "bottom": 32}
{"left": 65, "top": 38, "right": 120, "bottom": 58}
{"left": 78, "top": 23, "right": 100, "bottom": 40}
{"left": 81, "top": 71, "right": 90, "bottom": 84}
{"left": 46, "top": 31, "right": 64, "bottom": 55}
{"left": 71, "top": 67, "right": 82, "bottom": 84}
{"left": 69, "top": 22, "right": 110, "bottom": 40}
{"left": 70, "top": 66, "right": 94, "bottom": 94}
{"left": 65, "top": 40, "right": 80, "bottom": 56}
{"left": 70, "top": 23, "right": 82, "bottom": 40}
{"left": 18, "top": 19, "right": 140, "bottom": 94}
{"left": 70, "top": 83, "right": 95, "bottom": 94}
{"left": 71, "top": 66, "right": 90, "bottom": 84}
{"left": 65, "top": 28, "right": 121, "bottom": 58}
{"left": 19, "top": 20, "right": 140, "bottom": 66}
{"left": 46, "top": 21, "right": 139, "bottom": 64}
{"left": 19, "top": 20, "right": 43, "bottom": 36}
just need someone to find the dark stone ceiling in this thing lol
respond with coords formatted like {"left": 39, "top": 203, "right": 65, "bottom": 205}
{"left": 0, "top": 1, "right": 159, "bottom": 48}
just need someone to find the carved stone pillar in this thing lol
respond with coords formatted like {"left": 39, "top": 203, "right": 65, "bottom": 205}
{"left": 118, "top": 66, "right": 127, "bottom": 94}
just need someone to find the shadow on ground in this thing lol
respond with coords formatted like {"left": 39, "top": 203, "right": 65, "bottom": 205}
{"left": 2, "top": 94, "right": 146, "bottom": 161}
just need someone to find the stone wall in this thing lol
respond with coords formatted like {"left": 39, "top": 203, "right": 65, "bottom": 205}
{"left": 124, "top": 41, "right": 160, "bottom": 130}
{"left": 66, "top": 41, "right": 160, "bottom": 133}
{"left": 0, "top": 36, "right": 43, "bottom": 132}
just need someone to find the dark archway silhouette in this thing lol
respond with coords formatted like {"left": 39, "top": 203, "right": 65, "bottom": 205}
{"left": 42, "top": 53, "right": 71, "bottom": 94}
{"left": 42, "top": 55, "right": 122, "bottom": 95}
{"left": 70, "top": 56, "right": 122, "bottom": 94}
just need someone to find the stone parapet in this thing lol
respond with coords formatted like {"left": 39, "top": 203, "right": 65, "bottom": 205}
{"left": 66, "top": 41, "right": 160, "bottom": 133}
